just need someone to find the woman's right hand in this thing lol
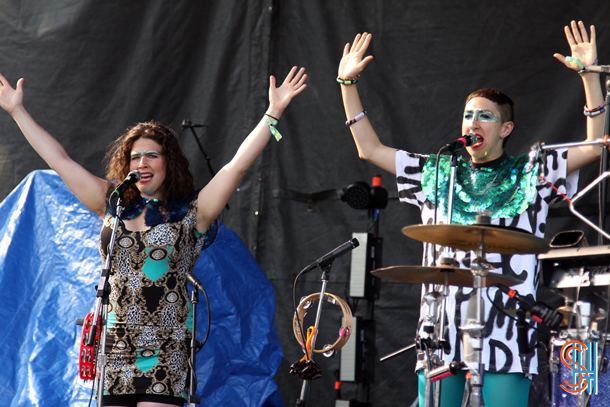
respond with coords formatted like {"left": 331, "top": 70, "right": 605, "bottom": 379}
{"left": 338, "top": 33, "right": 374, "bottom": 80}
{"left": 0, "top": 73, "right": 24, "bottom": 115}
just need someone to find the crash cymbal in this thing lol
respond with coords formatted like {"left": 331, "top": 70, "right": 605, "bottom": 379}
{"left": 402, "top": 224, "right": 550, "bottom": 255}
{"left": 371, "top": 265, "right": 523, "bottom": 287}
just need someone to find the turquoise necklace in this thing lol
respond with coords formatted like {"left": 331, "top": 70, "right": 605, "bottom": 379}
{"left": 108, "top": 190, "right": 198, "bottom": 227}
{"left": 421, "top": 153, "right": 539, "bottom": 225}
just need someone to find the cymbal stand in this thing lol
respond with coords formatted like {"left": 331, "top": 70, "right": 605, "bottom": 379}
{"left": 460, "top": 230, "right": 487, "bottom": 407}
{"left": 295, "top": 262, "right": 333, "bottom": 407}
{"left": 420, "top": 289, "right": 448, "bottom": 407}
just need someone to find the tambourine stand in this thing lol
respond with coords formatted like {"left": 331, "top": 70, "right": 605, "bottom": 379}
{"left": 90, "top": 197, "right": 124, "bottom": 406}
{"left": 295, "top": 262, "right": 333, "bottom": 407}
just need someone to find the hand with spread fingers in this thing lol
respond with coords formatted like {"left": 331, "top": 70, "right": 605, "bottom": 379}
{"left": 338, "top": 32, "right": 374, "bottom": 81}
{"left": 0, "top": 73, "right": 24, "bottom": 116}
{"left": 267, "top": 66, "right": 307, "bottom": 119}
{"left": 554, "top": 20, "right": 598, "bottom": 72}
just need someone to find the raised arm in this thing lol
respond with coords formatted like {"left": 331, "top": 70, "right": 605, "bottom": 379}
{"left": 553, "top": 21, "right": 606, "bottom": 174}
{"left": 196, "top": 66, "right": 307, "bottom": 233}
{"left": 339, "top": 33, "right": 397, "bottom": 174}
{"left": 0, "top": 74, "right": 109, "bottom": 215}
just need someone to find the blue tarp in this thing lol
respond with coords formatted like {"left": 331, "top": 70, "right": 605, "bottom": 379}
{"left": 0, "top": 170, "right": 284, "bottom": 407}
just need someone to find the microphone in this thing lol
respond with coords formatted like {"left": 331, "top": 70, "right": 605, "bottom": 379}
{"left": 114, "top": 170, "right": 141, "bottom": 195}
{"left": 496, "top": 284, "right": 563, "bottom": 330}
{"left": 524, "top": 142, "right": 541, "bottom": 173}
{"left": 186, "top": 273, "right": 206, "bottom": 292}
{"left": 442, "top": 133, "right": 478, "bottom": 153}
{"left": 302, "top": 238, "right": 360, "bottom": 274}
{"left": 585, "top": 65, "right": 610, "bottom": 74}
{"left": 515, "top": 308, "right": 530, "bottom": 355}
{"left": 181, "top": 119, "right": 207, "bottom": 128}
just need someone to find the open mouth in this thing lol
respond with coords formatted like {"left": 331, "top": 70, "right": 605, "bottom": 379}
{"left": 140, "top": 173, "right": 153, "bottom": 183}
{"left": 472, "top": 134, "right": 484, "bottom": 148}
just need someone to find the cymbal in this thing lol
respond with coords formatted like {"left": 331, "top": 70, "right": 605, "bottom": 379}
{"left": 371, "top": 265, "right": 523, "bottom": 287}
{"left": 402, "top": 224, "right": 550, "bottom": 255}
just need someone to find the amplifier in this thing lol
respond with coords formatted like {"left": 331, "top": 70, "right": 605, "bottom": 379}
{"left": 538, "top": 245, "right": 610, "bottom": 289}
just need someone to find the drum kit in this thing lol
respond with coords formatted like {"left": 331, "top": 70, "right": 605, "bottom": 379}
{"left": 372, "top": 220, "right": 610, "bottom": 407}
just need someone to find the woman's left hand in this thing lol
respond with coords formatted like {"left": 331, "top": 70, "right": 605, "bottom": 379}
{"left": 267, "top": 66, "right": 307, "bottom": 118}
{"left": 554, "top": 20, "right": 598, "bottom": 71}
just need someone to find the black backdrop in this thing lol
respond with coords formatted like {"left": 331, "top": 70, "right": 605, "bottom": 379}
{"left": 1, "top": 1, "right": 610, "bottom": 406}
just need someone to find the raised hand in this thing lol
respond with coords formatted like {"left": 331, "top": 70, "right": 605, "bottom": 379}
{"left": 338, "top": 33, "right": 374, "bottom": 80}
{"left": 554, "top": 21, "right": 598, "bottom": 71}
{"left": 268, "top": 66, "right": 307, "bottom": 117}
{"left": 0, "top": 73, "right": 24, "bottom": 115}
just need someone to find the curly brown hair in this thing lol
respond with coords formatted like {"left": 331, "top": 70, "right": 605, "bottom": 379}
{"left": 104, "top": 121, "right": 194, "bottom": 206}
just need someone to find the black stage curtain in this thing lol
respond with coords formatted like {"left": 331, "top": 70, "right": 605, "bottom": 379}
{"left": 1, "top": 1, "right": 609, "bottom": 406}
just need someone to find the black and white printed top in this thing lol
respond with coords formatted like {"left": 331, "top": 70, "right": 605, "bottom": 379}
{"left": 395, "top": 148, "right": 578, "bottom": 375}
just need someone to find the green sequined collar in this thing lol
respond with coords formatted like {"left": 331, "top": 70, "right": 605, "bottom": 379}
{"left": 421, "top": 153, "right": 538, "bottom": 224}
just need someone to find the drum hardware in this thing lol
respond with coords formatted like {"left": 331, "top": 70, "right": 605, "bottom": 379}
{"left": 402, "top": 223, "right": 551, "bottom": 255}
{"left": 371, "top": 265, "right": 522, "bottom": 288}
{"left": 530, "top": 135, "right": 610, "bottom": 243}
{"left": 397, "top": 220, "right": 552, "bottom": 407}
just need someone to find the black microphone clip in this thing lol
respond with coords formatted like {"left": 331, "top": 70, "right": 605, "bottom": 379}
{"left": 186, "top": 273, "right": 206, "bottom": 292}
{"left": 496, "top": 284, "right": 563, "bottom": 331}
{"left": 181, "top": 119, "right": 207, "bottom": 129}
{"left": 113, "top": 170, "right": 141, "bottom": 196}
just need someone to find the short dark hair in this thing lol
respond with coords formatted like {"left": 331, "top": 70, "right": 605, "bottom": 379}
{"left": 465, "top": 88, "right": 515, "bottom": 147}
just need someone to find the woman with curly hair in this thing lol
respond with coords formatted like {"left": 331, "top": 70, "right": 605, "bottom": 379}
{"left": 0, "top": 66, "right": 307, "bottom": 407}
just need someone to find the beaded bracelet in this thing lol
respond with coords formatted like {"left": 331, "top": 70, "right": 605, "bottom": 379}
{"left": 337, "top": 74, "right": 360, "bottom": 85}
{"left": 265, "top": 114, "right": 283, "bottom": 141}
{"left": 584, "top": 100, "right": 606, "bottom": 113}
{"left": 584, "top": 106, "right": 606, "bottom": 117}
{"left": 346, "top": 110, "right": 367, "bottom": 126}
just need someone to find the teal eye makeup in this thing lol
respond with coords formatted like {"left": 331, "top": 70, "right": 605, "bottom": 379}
{"left": 463, "top": 109, "right": 501, "bottom": 123}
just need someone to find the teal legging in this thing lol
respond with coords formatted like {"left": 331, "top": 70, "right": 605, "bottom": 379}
{"left": 418, "top": 369, "right": 530, "bottom": 407}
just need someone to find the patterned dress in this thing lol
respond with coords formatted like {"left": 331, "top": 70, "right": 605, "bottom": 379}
{"left": 99, "top": 197, "right": 217, "bottom": 400}
{"left": 396, "top": 149, "right": 578, "bottom": 375}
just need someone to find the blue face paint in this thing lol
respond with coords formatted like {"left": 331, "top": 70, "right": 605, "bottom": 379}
{"left": 463, "top": 109, "right": 501, "bottom": 124}
{"left": 130, "top": 150, "right": 163, "bottom": 162}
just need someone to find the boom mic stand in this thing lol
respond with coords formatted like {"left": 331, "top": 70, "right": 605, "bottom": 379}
{"left": 181, "top": 120, "right": 228, "bottom": 210}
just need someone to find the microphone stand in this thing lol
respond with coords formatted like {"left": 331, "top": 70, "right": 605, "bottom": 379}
{"left": 295, "top": 261, "right": 334, "bottom": 407}
{"left": 424, "top": 150, "right": 462, "bottom": 407}
{"left": 187, "top": 286, "right": 201, "bottom": 407}
{"left": 181, "top": 120, "right": 228, "bottom": 210}
{"left": 92, "top": 194, "right": 125, "bottom": 406}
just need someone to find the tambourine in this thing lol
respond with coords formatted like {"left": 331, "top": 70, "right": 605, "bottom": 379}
{"left": 292, "top": 292, "right": 353, "bottom": 353}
